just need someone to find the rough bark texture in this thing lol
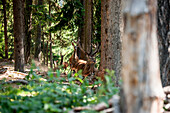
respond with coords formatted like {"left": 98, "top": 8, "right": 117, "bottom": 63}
{"left": 78, "top": 0, "right": 92, "bottom": 60}
{"left": 13, "top": 0, "right": 25, "bottom": 72}
{"left": 100, "top": 0, "right": 122, "bottom": 85}
{"left": 84, "top": 0, "right": 92, "bottom": 54}
{"left": 34, "top": 0, "right": 42, "bottom": 60}
{"left": 122, "top": 0, "right": 164, "bottom": 113}
{"left": 157, "top": 0, "right": 170, "bottom": 87}
{"left": 24, "top": 0, "right": 32, "bottom": 63}
{"left": 2, "top": 0, "right": 8, "bottom": 59}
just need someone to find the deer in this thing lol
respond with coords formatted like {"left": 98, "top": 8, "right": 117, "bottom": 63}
{"left": 69, "top": 39, "right": 100, "bottom": 77}
{"left": 69, "top": 42, "right": 80, "bottom": 73}
{"left": 60, "top": 52, "right": 69, "bottom": 73}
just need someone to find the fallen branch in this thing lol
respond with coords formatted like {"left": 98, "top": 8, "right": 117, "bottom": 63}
{"left": 101, "top": 108, "right": 114, "bottom": 113}
{"left": 71, "top": 96, "right": 118, "bottom": 112}
{"left": 10, "top": 71, "right": 28, "bottom": 76}
{"left": 70, "top": 95, "right": 121, "bottom": 113}
{"left": 1, "top": 79, "right": 28, "bottom": 85}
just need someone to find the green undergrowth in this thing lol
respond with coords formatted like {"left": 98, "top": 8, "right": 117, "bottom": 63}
{"left": 0, "top": 66, "right": 119, "bottom": 113}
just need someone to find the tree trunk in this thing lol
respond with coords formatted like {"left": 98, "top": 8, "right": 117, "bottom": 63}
{"left": 78, "top": 0, "right": 85, "bottom": 59}
{"left": 13, "top": 0, "right": 25, "bottom": 72}
{"left": 100, "top": 0, "right": 122, "bottom": 85}
{"left": 2, "top": 0, "right": 8, "bottom": 59}
{"left": 46, "top": 41, "right": 48, "bottom": 66}
{"left": 24, "top": 0, "right": 32, "bottom": 63}
{"left": 34, "top": 23, "right": 41, "bottom": 60}
{"left": 42, "top": 26, "right": 45, "bottom": 65}
{"left": 78, "top": 0, "right": 92, "bottom": 60}
{"left": 122, "top": 0, "right": 164, "bottom": 112}
{"left": 49, "top": 1, "right": 53, "bottom": 68}
{"left": 84, "top": 0, "right": 92, "bottom": 54}
{"left": 34, "top": 0, "right": 42, "bottom": 60}
{"left": 157, "top": 0, "right": 170, "bottom": 87}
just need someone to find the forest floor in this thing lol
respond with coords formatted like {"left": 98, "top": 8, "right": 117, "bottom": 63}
{"left": 0, "top": 59, "right": 114, "bottom": 112}
{"left": 0, "top": 59, "right": 170, "bottom": 112}
{"left": 0, "top": 59, "right": 47, "bottom": 81}
{"left": 0, "top": 59, "right": 68, "bottom": 80}
{"left": 0, "top": 59, "right": 29, "bottom": 81}
{"left": 0, "top": 59, "right": 97, "bottom": 86}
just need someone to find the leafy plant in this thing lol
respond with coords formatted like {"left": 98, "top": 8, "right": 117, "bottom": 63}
{"left": 0, "top": 64, "right": 119, "bottom": 113}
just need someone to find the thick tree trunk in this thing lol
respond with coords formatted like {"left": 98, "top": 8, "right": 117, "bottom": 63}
{"left": 2, "top": 0, "right": 8, "bottom": 59}
{"left": 34, "top": 0, "right": 42, "bottom": 60}
{"left": 122, "top": 0, "right": 164, "bottom": 112}
{"left": 13, "top": 0, "right": 25, "bottom": 72}
{"left": 100, "top": 0, "right": 122, "bottom": 85}
{"left": 24, "top": 0, "right": 32, "bottom": 63}
{"left": 157, "top": 0, "right": 170, "bottom": 87}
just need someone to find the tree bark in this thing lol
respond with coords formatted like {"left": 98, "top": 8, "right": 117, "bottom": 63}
{"left": 122, "top": 0, "right": 164, "bottom": 112}
{"left": 34, "top": 0, "right": 42, "bottom": 60}
{"left": 157, "top": 0, "right": 170, "bottom": 87}
{"left": 49, "top": 1, "right": 53, "bottom": 68}
{"left": 46, "top": 41, "right": 48, "bottom": 66}
{"left": 24, "top": 0, "right": 32, "bottom": 63}
{"left": 84, "top": 0, "right": 92, "bottom": 54}
{"left": 78, "top": 0, "right": 92, "bottom": 60}
{"left": 2, "top": 0, "right": 8, "bottom": 59}
{"left": 78, "top": 0, "right": 85, "bottom": 59}
{"left": 13, "top": 0, "right": 25, "bottom": 72}
{"left": 100, "top": 0, "right": 122, "bottom": 85}
{"left": 42, "top": 26, "right": 45, "bottom": 65}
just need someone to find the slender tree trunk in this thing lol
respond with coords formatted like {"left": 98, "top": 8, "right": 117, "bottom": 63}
{"left": 25, "top": 0, "right": 32, "bottom": 63}
{"left": 157, "top": 0, "right": 170, "bottom": 87}
{"left": 84, "top": 0, "right": 92, "bottom": 54}
{"left": 78, "top": 0, "right": 85, "bottom": 59}
{"left": 100, "top": 0, "right": 122, "bottom": 85}
{"left": 34, "top": 23, "right": 41, "bottom": 60}
{"left": 49, "top": 1, "right": 53, "bottom": 68}
{"left": 2, "top": 0, "right": 8, "bottom": 59}
{"left": 46, "top": 41, "right": 48, "bottom": 66}
{"left": 13, "top": 0, "right": 25, "bottom": 72}
{"left": 42, "top": 26, "right": 45, "bottom": 65}
{"left": 34, "top": 0, "right": 42, "bottom": 60}
{"left": 122, "top": 0, "right": 164, "bottom": 112}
